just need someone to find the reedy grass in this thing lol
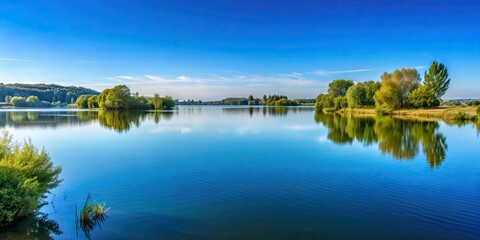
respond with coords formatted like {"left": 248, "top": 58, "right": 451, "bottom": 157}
{"left": 75, "top": 194, "right": 109, "bottom": 239}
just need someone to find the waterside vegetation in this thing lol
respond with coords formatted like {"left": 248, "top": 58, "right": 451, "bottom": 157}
{"left": 314, "top": 61, "right": 480, "bottom": 121}
{"left": 0, "top": 131, "right": 62, "bottom": 227}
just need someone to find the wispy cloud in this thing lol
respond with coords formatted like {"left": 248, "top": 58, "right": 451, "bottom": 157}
{"left": 87, "top": 67, "right": 383, "bottom": 100}
{"left": 313, "top": 68, "right": 377, "bottom": 76}
{"left": 112, "top": 76, "right": 144, "bottom": 81}
{"left": 0, "top": 57, "right": 34, "bottom": 62}
{"left": 412, "top": 65, "right": 426, "bottom": 69}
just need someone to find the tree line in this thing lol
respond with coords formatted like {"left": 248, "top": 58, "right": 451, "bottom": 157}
{"left": 315, "top": 61, "right": 451, "bottom": 114}
{"left": 76, "top": 85, "right": 176, "bottom": 110}
{"left": 0, "top": 83, "right": 99, "bottom": 104}
{"left": 177, "top": 95, "right": 314, "bottom": 106}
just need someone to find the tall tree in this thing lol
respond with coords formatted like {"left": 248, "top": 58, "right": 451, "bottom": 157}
{"left": 374, "top": 68, "right": 420, "bottom": 111}
{"left": 328, "top": 79, "right": 354, "bottom": 97}
{"left": 152, "top": 93, "right": 162, "bottom": 109}
{"left": 424, "top": 61, "right": 450, "bottom": 98}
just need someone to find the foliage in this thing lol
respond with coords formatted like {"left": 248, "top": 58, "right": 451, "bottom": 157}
{"left": 0, "top": 131, "right": 62, "bottom": 227}
{"left": 346, "top": 81, "right": 380, "bottom": 108}
{"left": 177, "top": 95, "right": 309, "bottom": 106}
{"left": 9, "top": 96, "right": 27, "bottom": 107}
{"left": 75, "top": 95, "right": 92, "bottom": 109}
{"left": 333, "top": 96, "right": 348, "bottom": 110}
{"left": 87, "top": 96, "right": 98, "bottom": 109}
{"left": 10, "top": 96, "right": 53, "bottom": 108}
{"left": 151, "top": 94, "right": 161, "bottom": 109}
{"left": 466, "top": 100, "right": 480, "bottom": 106}
{"left": 477, "top": 106, "right": 480, "bottom": 117}
{"left": 328, "top": 79, "right": 354, "bottom": 97}
{"left": 315, "top": 94, "right": 334, "bottom": 111}
{"left": 424, "top": 61, "right": 450, "bottom": 99}
{"left": 97, "top": 85, "right": 162, "bottom": 110}
{"left": 0, "top": 83, "right": 99, "bottom": 104}
{"left": 374, "top": 68, "right": 421, "bottom": 111}
{"left": 408, "top": 85, "right": 440, "bottom": 108}
{"left": 452, "top": 111, "right": 476, "bottom": 121}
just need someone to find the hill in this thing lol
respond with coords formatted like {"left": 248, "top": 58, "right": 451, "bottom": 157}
{"left": 0, "top": 83, "right": 99, "bottom": 103}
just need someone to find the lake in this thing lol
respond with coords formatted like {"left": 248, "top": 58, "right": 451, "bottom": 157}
{"left": 0, "top": 106, "right": 479, "bottom": 239}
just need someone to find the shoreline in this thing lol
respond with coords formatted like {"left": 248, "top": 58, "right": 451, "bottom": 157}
{"left": 333, "top": 106, "right": 478, "bottom": 122}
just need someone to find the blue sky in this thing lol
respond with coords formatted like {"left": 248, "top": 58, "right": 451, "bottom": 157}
{"left": 0, "top": 0, "right": 479, "bottom": 100}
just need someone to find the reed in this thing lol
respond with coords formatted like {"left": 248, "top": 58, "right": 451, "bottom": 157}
{"left": 75, "top": 194, "right": 109, "bottom": 239}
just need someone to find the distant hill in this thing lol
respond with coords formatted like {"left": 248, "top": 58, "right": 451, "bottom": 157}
{"left": 0, "top": 83, "right": 99, "bottom": 103}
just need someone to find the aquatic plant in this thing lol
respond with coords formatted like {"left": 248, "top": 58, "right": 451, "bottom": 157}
{"left": 75, "top": 194, "right": 109, "bottom": 239}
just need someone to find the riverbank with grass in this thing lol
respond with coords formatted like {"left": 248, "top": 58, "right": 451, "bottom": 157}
{"left": 335, "top": 106, "right": 478, "bottom": 121}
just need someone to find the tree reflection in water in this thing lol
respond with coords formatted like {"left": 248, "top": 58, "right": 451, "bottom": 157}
{"left": 0, "top": 110, "right": 176, "bottom": 133}
{"left": 314, "top": 112, "right": 448, "bottom": 168}
{"left": 0, "top": 213, "right": 62, "bottom": 240}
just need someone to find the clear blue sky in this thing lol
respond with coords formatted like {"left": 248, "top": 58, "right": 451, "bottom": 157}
{"left": 1, "top": 0, "right": 479, "bottom": 100}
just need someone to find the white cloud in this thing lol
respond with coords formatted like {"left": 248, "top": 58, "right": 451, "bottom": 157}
{"left": 313, "top": 68, "right": 376, "bottom": 76}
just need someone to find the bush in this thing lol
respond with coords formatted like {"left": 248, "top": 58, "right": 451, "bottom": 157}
{"left": 408, "top": 85, "right": 440, "bottom": 108}
{"left": 10, "top": 97, "right": 27, "bottom": 107}
{"left": 333, "top": 96, "right": 348, "bottom": 110}
{"left": 0, "top": 132, "right": 62, "bottom": 227}
{"left": 452, "top": 111, "right": 476, "bottom": 121}
{"left": 477, "top": 106, "right": 480, "bottom": 117}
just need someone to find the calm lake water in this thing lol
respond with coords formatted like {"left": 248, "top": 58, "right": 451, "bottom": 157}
{"left": 0, "top": 106, "right": 479, "bottom": 239}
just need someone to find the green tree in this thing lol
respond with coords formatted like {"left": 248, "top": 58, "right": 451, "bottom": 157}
{"left": 328, "top": 79, "right": 354, "bottom": 97}
{"left": 346, "top": 84, "right": 366, "bottom": 108}
{"left": 374, "top": 68, "right": 420, "bottom": 111}
{"left": 160, "top": 96, "right": 176, "bottom": 110}
{"left": 105, "top": 85, "right": 131, "bottom": 110}
{"left": 408, "top": 85, "right": 440, "bottom": 108}
{"left": 424, "top": 61, "right": 450, "bottom": 98}
{"left": 26, "top": 96, "right": 40, "bottom": 107}
{"left": 87, "top": 96, "right": 98, "bottom": 109}
{"left": 10, "top": 96, "right": 27, "bottom": 107}
{"left": 315, "top": 94, "right": 334, "bottom": 111}
{"left": 151, "top": 93, "right": 162, "bottom": 109}
{"left": 334, "top": 96, "right": 348, "bottom": 110}
{"left": 75, "top": 95, "right": 89, "bottom": 109}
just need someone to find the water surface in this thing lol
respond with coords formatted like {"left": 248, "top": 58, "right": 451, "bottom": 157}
{"left": 0, "top": 107, "right": 479, "bottom": 239}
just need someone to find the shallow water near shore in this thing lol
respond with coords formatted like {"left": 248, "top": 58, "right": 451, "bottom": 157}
{"left": 0, "top": 106, "right": 479, "bottom": 239}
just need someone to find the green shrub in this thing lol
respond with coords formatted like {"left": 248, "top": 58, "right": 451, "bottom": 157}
{"left": 0, "top": 131, "right": 62, "bottom": 227}
{"left": 452, "top": 111, "right": 476, "bottom": 121}
{"left": 477, "top": 106, "right": 480, "bottom": 117}
{"left": 408, "top": 85, "right": 440, "bottom": 108}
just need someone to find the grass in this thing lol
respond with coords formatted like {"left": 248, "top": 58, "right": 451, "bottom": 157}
{"left": 336, "top": 106, "right": 478, "bottom": 121}
{"left": 75, "top": 194, "right": 109, "bottom": 239}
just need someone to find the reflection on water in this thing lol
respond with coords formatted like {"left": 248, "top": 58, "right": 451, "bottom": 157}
{"left": 1, "top": 107, "right": 479, "bottom": 239}
{"left": 314, "top": 112, "right": 448, "bottom": 168}
{"left": 0, "top": 213, "right": 61, "bottom": 240}
{"left": 222, "top": 106, "right": 313, "bottom": 117}
{"left": 0, "top": 107, "right": 311, "bottom": 132}
{"left": 0, "top": 110, "right": 175, "bottom": 133}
